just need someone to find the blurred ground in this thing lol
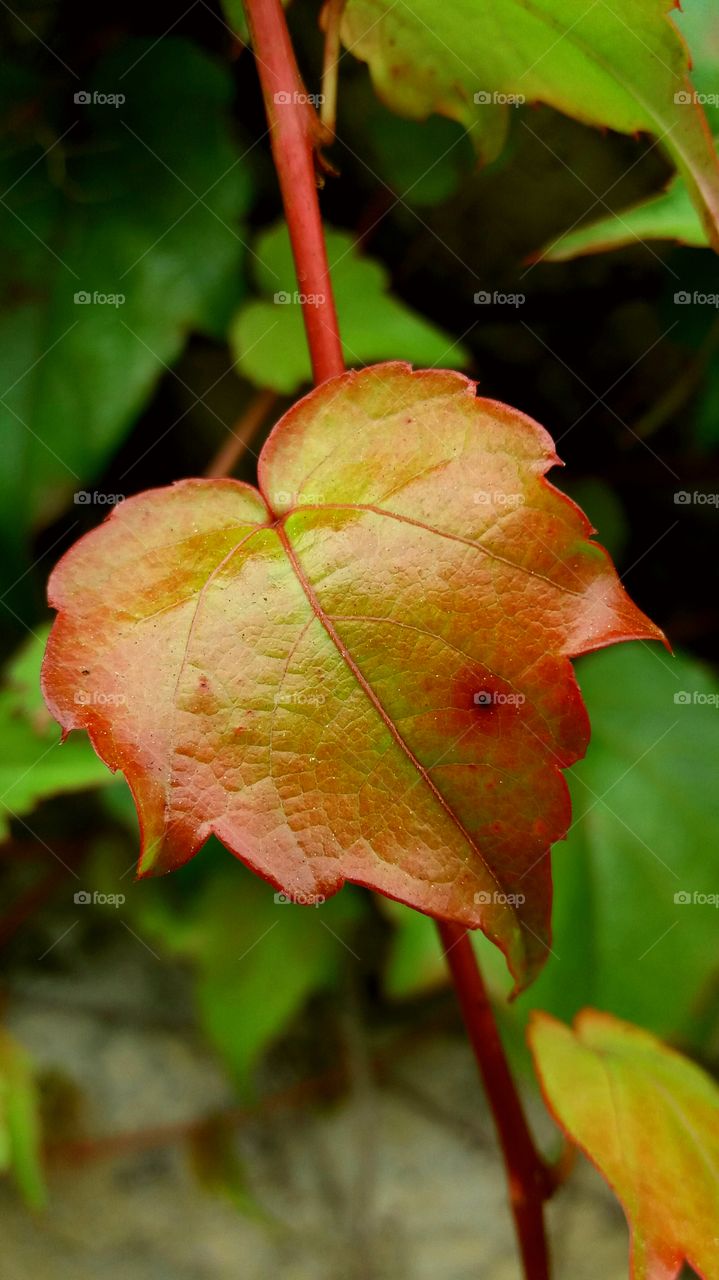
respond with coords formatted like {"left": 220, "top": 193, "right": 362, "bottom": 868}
{"left": 2, "top": 931, "right": 629, "bottom": 1280}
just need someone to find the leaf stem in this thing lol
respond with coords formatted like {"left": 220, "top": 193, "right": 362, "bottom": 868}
{"left": 243, "top": 0, "right": 344, "bottom": 384}
{"left": 204, "top": 388, "right": 278, "bottom": 478}
{"left": 437, "top": 920, "right": 553, "bottom": 1280}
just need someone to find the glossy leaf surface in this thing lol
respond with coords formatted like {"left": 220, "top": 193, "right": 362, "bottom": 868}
{"left": 42, "top": 364, "right": 661, "bottom": 989}
{"left": 530, "top": 1009, "right": 719, "bottom": 1280}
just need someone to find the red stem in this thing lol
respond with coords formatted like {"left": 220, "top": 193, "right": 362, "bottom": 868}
{"left": 243, "top": 7, "right": 553, "bottom": 1275}
{"left": 437, "top": 921, "right": 552, "bottom": 1280}
{"left": 243, "top": 0, "right": 344, "bottom": 384}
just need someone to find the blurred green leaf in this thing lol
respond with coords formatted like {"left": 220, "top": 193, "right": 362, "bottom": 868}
{"left": 540, "top": 172, "right": 710, "bottom": 261}
{"left": 361, "top": 107, "right": 474, "bottom": 207}
{"left": 341, "top": 0, "right": 719, "bottom": 245}
{"left": 131, "top": 855, "right": 366, "bottom": 1091}
{"left": 0, "top": 627, "right": 109, "bottom": 840}
{"left": 524, "top": 644, "right": 719, "bottom": 1041}
{"left": 230, "top": 223, "right": 469, "bottom": 393}
{"left": 0, "top": 1027, "right": 45, "bottom": 1209}
{"left": 0, "top": 38, "right": 253, "bottom": 611}
{"left": 559, "top": 477, "right": 629, "bottom": 563}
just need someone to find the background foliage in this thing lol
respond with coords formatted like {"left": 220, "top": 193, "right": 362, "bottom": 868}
{"left": 1, "top": 0, "right": 718, "bottom": 1224}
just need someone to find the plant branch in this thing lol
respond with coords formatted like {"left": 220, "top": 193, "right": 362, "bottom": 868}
{"left": 437, "top": 920, "right": 553, "bottom": 1280}
{"left": 320, "top": 0, "right": 346, "bottom": 137}
{"left": 205, "top": 388, "right": 277, "bottom": 478}
{"left": 243, "top": 0, "right": 344, "bottom": 384}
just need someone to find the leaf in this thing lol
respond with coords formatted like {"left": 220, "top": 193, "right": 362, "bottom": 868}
{"left": 529, "top": 1009, "right": 719, "bottom": 1280}
{"left": 0, "top": 38, "right": 252, "bottom": 608}
{"left": 525, "top": 643, "right": 719, "bottom": 1042}
{"left": 230, "top": 224, "right": 468, "bottom": 393}
{"left": 41, "top": 363, "right": 662, "bottom": 991}
{"left": 129, "top": 855, "right": 363, "bottom": 1089}
{"left": 540, "top": 171, "right": 710, "bottom": 260}
{"left": 0, "top": 627, "right": 110, "bottom": 841}
{"left": 0, "top": 1028, "right": 46, "bottom": 1209}
{"left": 340, "top": 0, "right": 719, "bottom": 247}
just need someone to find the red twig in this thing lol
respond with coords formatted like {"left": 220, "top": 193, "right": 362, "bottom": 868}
{"left": 242, "top": 9, "right": 554, "bottom": 1276}
{"left": 437, "top": 921, "right": 553, "bottom": 1280}
{"left": 243, "top": 0, "right": 344, "bottom": 385}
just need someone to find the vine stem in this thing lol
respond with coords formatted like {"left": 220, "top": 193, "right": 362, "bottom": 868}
{"left": 244, "top": 4, "right": 553, "bottom": 1276}
{"left": 243, "top": 0, "right": 344, "bottom": 384}
{"left": 437, "top": 921, "right": 553, "bottom": 1280}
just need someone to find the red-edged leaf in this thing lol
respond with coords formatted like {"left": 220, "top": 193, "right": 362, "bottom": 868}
{"left": 41, "top": 364, "right": 662, "bottom": 990}
{"left": 529, "top": 1009, "right": 719, "bottom": 1280}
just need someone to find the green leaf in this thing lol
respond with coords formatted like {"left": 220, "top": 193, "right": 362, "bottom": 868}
{"left": 133, "top": 857, "right": 364, "bottom": 1090}
{"left": 0, "top": 1028, "right": 46, "bottom": 1209}
{"left": 526, "top": 643, "right": 719, "bottom": 1041}
{"left": 0, "top": 627, "right": 110, "bottom": 840}
{"left": 230, "top": 224, "right": 469, "bottom": 392}
{"left": 530, "top": 1009, "right": 719, "bottom": 1280}
{"left": 0, "top": 38, "right": 253, "bottom": 607}
{"left": 540, "top": 171, "right": 710, "bottom": 260}
{"left": 341, "top": 0, "right": 719, "bottom": 247}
